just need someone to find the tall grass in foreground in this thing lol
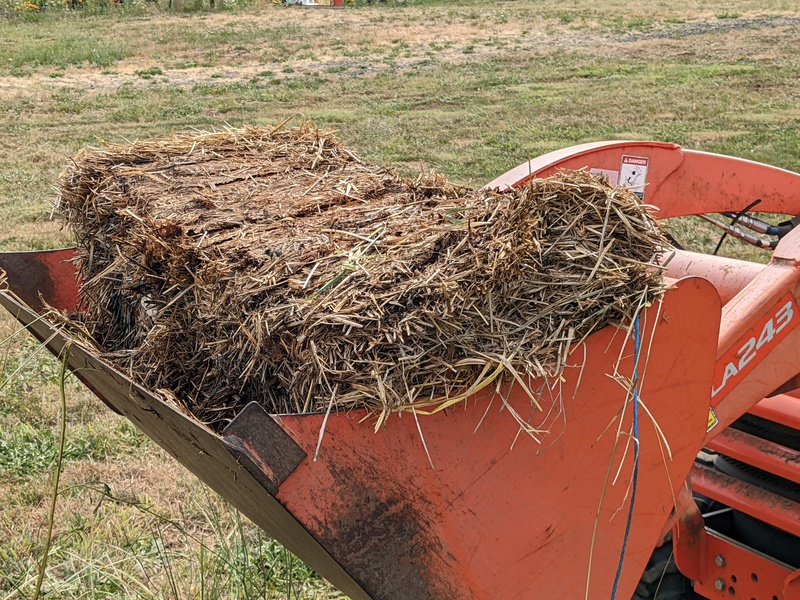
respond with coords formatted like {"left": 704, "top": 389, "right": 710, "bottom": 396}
{"left": 0, "top": 326, "right": 341, "bottom": 600}
{"left": 4, "top": 484, "right": 342, "bottom": 599}
{"left": 2, "top": 446, "right": 343, "bottom": 599}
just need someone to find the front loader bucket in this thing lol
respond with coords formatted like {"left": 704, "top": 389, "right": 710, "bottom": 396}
{"left": 0, "top": 249, "right": 722, "bottom": 600}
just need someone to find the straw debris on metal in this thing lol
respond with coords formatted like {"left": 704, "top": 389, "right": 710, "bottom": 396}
{"left": 58, "top": 124, "right": 669, "bottom": 431}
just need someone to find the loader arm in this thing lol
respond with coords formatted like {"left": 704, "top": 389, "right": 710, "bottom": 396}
{"left": 485, "top": 140, "right": 800, "bottom": 218}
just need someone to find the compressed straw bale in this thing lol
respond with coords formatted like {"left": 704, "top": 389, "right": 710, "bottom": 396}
{"left": 58, "top": 124, "right": 668, "bottom": 430}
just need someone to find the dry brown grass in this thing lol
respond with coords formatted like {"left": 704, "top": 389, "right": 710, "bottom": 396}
{"left": 0, "top": 452, "right": 195, "bottom": 539}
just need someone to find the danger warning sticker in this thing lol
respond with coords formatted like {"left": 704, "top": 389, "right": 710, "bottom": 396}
{"left": 620, "top": 155, "right": 649, "bottom": 200}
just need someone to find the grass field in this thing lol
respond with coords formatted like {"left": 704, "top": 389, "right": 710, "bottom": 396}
{"left": 1, "top": 0, "right": 799, "bottom": 597}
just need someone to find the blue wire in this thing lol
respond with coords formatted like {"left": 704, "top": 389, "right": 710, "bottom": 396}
{"left": 610, "top": 314, "right": 641, "bottom": 600}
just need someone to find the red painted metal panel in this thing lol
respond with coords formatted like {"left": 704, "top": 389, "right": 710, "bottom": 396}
{"left": 711, "top": 292, "right": 799, "bottom": 404}
{"left": 485, "top": 141, "right": 800, "bottom": 219}
{"left": 267, "top": 278, "right": 721, "bottom": 599}
{"left": 664, "top": 250, "right": 764, "bottom": 306}
{"left": 488, "top": 143, "right": 800, "bottom": 440}
{"left": 0, "top": 287, "right": 373, "bottom": 600}
{"left": 751, "top": 394, "right": 800, "bottom": 431}
{"left": 485, "top": 141, "right": 682, "bottom": 198}
{"left": 706, "top": 428, "right": 800, "bottom": 486}
{"left": 0, "top": 248, "right": 724, "bottom": 599}
{"left": 0, "top": 247, "right": 726, "bottom": 599}
{"left": 0, "top": 248, "right": 80, "bottom": 313}
{"left": 691, "top": 463, "right": 800, "bottom": 537}
{"left": 707, "top": 276, "right": 800, "bottom": 442}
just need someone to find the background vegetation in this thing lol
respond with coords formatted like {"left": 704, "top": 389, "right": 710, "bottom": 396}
{"left": 1, "top": 0, "right": 799, "bottom": 597}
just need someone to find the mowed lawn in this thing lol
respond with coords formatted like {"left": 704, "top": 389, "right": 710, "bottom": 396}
{"left": 1, "top": 0, "right": 799, "bottom": 597}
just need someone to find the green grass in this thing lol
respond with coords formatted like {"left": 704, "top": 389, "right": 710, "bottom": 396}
{"left": 1, "top": 0, "right": 800, "bottom": 597}
{"left": 0, "top": 418, "right": 146, "bottom": 479}
{"left": 0, "top": 33, "right": 128, "bottom": 68}
{"left": 135, "top": 65, "right": 164, "bottom": 78}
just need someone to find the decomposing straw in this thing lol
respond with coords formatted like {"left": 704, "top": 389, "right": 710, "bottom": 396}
{"left": 58, "top": 123, "right": 669, "bottom": 431}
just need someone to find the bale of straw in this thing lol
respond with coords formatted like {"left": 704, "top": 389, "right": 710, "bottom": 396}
{"left": 58, "top": 124, "right": 669, "bottom": 431}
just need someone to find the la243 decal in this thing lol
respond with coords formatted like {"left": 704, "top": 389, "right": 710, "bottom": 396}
{"left": 711, "top": 293, "right": 798, "bottom": 404}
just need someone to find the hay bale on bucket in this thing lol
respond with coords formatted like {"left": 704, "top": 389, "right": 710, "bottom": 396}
{"left": 58, "top": 124, "right": 669, "bottom": 431}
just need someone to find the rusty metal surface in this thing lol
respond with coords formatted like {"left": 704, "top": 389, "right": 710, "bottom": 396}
{"left": 0, "top": 248, "right": 79, "bottom": 313}
{"left": 673, "top": 484, "right": 707, "bottom": 583}
{"left": 223, "top": 402, "right": 308, "bottom": 495}
{"left": 308, "top": 460, "right": 466, "bottom": 599}
{"left": 707, "top": 427, "right": 800, "bottom": 486}
{"left": 0, "top": 287, "right": 372, "bottom": 600}
{"left": 691, "top": 463, "right": 800, "bottom": 537}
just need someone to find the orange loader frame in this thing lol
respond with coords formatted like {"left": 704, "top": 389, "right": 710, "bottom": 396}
{"left": 488, "top": 141, "right": 800, "bottom": 599}
{"left": 0, "top": 141, "right": 798, "bottom": 599}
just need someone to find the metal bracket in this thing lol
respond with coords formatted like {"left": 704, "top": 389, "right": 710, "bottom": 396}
{"left": 223, "top": 402, "right": 307, "bottom": 495}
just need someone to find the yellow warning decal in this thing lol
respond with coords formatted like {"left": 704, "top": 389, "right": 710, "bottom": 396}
{"left": 707, "top": 407, "right": 719, "bottom": 432}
